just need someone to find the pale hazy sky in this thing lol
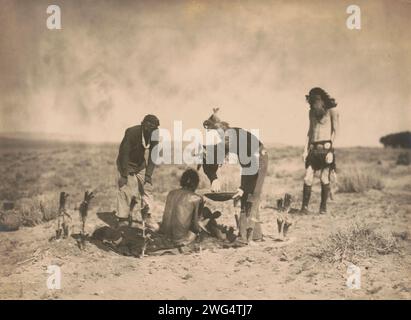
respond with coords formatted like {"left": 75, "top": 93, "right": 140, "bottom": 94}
{"left": 0, "top": 0, "right": 410, "bottom": 146}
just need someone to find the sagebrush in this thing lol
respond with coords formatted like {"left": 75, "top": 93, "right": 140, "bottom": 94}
{"left": 312, "top": 222, "right": 399, "bottom": 264}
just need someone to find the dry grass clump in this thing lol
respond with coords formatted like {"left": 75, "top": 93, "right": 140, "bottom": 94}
{"left": 312, "top": 222, "right": 399, "bottom": 264}
{"left": 0, "top": 194, "right": 60, "bottom": 229}
{"left": 16, "top": 193, "right": 60, "bottom": 226}
{"left": 396, "top": 152, "right": 410, "bottom": 166}
{"left": 337, "top": 168, "right": 384, "bottom": 193}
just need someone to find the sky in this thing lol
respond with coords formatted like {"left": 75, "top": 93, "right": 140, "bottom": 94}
{"left": 0, "top": 0, "right": 410, "bottom": 146}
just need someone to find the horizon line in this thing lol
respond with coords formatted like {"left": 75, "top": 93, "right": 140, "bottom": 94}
{"left": 0, "top": 130, "right": 386, "bottom": 148}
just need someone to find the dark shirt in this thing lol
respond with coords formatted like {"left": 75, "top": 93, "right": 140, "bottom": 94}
{"left": 116, "top": 125, "right": 158, "bottom": 181}
{"left": 202, "top": 127, "right": 263, "bottom": 193}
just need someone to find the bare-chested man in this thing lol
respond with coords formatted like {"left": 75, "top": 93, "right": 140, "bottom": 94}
{"left": 160, "top": 169, "right": 203, "bottom": 245}
{"left": 301, "top": 87, "right": 339, "bottom": 214}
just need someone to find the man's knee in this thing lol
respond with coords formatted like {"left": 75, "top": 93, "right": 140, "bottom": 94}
{"left": 304, "top": 168, "right": 314, "bottom": 186}
{"left": 116, "top": 190, "right": 130, "bottom": 218}
{"left": 320, "top": 170, "right": 330, "bottom": 185}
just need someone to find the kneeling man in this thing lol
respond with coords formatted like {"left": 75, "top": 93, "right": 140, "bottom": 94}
{"left": 160, "top": 169, "right": 203, "bottom": 245}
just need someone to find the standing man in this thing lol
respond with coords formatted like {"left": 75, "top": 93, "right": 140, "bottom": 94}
{"left": 301, "top": 88, "right": 339, "bottom": 214}
{"left": 201, "top": 109, "right": 269, "bottom": 243}
{"left": 116, "top": 114, "right": 160, "bottom": 228}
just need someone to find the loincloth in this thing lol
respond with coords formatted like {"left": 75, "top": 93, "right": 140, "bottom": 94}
{"left": 305, "top": 140, "right": 336, "bottom": 171}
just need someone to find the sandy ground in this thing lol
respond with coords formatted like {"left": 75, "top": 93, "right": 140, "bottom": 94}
{"left": 0, "top": 145, "right": 410, "bottom": 300}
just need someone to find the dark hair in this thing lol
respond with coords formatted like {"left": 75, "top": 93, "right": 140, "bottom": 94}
{"left": 180, "top": 169, "right": 200, "bottom": 191}
{"left": 306, "top": 87, "right": 337, "bottom": 109}
{"left": 142, "top": 114, "right": 160, "bottom": 127}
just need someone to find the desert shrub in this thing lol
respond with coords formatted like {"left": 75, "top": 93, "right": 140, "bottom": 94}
{"left": 396, "top": 152, "right": 410, "bottom": 166}
{"left": 16, "top": 193, "right": 59, "bottom": 226}
{"left": 17, "top": 198, "right": 43, "bottom": 226}
{"left": 38, "top": 193, "right": 60, "bottom": 221}
{"left": 337, "top": 168, "right": 384, "bottom": 193}
{"left": 312, "top": 222, "right": 399, "bottom": 264}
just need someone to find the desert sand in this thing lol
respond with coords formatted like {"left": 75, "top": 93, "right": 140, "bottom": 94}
{"left": 0, "top": 139, "right": 410, "bottom": 299}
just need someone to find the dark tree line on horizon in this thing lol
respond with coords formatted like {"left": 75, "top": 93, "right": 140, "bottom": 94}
{"left": 380, "top": 131, "right": 411, "bottom": 149}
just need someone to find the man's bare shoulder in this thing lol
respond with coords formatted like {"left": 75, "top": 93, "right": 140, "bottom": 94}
{"left": 188, "top": 192, "right": 202, "bottom": 203}
{"left": 167, "top": 189, "right": 201, "bottom": 201}
{"left": 167, "top": 188, "right": 182, "bottom": 197}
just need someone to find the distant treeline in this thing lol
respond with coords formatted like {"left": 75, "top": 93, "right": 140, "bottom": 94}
{"left": 380, "top": 131, "right": 411, "bottom": 149}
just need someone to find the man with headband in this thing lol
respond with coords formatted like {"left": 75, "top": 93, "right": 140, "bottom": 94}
{"left": 200, "top": 108, "right": 269, "bottom": 244}
{"left": 301, "top": 88, "right": 339, "bottom": 214}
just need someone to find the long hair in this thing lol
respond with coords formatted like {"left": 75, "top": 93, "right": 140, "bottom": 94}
{"left": 306, "top": 87, "right": 337, "bottom": 109}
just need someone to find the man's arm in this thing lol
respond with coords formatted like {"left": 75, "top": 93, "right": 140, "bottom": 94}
{"left": 330, "top": 108, "right": 339, "bottom": 147}
{"left": 203, "top": 163, "right": 219, "bottom": 183}
{"left": 118, "top": 128, "right": 131, "bottom": 177}
{"left": 303, "top": 136, "right": 309, "bottom": 160}
{"left": 202, "top": 145, "right": 220, "bottom": 185}
{"left": 145, "top": 138, "right": 159, "bottom": 184}
{"left": 190, "top": 196, "right": 204, "bottom": 234}
{"left": 303, "top": 111, "right": 313, "bottom": 161}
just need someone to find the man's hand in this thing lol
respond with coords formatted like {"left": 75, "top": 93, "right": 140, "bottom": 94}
{"left": 232, "top": 188, "right": 244, "bottom": 200}
{"left": 144, "top": 180, "right": 153, "bottom": 193}
{"left": 118, "top": 176, "right": 128, "bottom": 188}
{"left": 144, "top": 175, "right": 152, "bottom": 185}
{"left": 210, "top": 179, "right": 221, "bottom": 193}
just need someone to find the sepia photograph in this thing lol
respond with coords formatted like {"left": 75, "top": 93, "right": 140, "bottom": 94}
{"left": 0, "top": 0, "right": 410, "bottom": 305}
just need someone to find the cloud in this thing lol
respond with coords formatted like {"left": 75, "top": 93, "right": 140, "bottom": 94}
{"left": 0, "top": 0, "right": 410, "bottom": 146}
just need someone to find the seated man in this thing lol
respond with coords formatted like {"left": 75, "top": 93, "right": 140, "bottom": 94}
{"left": 159, "top": 169, "right": 203, "bottom": 246}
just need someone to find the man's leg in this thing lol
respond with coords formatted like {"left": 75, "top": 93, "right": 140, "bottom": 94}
{"left": 116, "top": 174, "right": 139, "bottom": 225}
{"left": 246, "top": 197, "right": 263, "bottom": 241}
{"left": 136, "top": 172, "right": 157, "bottom": 230}
{"left": 320, "top": 167, "right": 331, "bottom": 214}
{"left": 301, "top": 166, "right": 314, "bottom": 213}
{"left": 244, "top": 151, "right": 268, "bottom": 241}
